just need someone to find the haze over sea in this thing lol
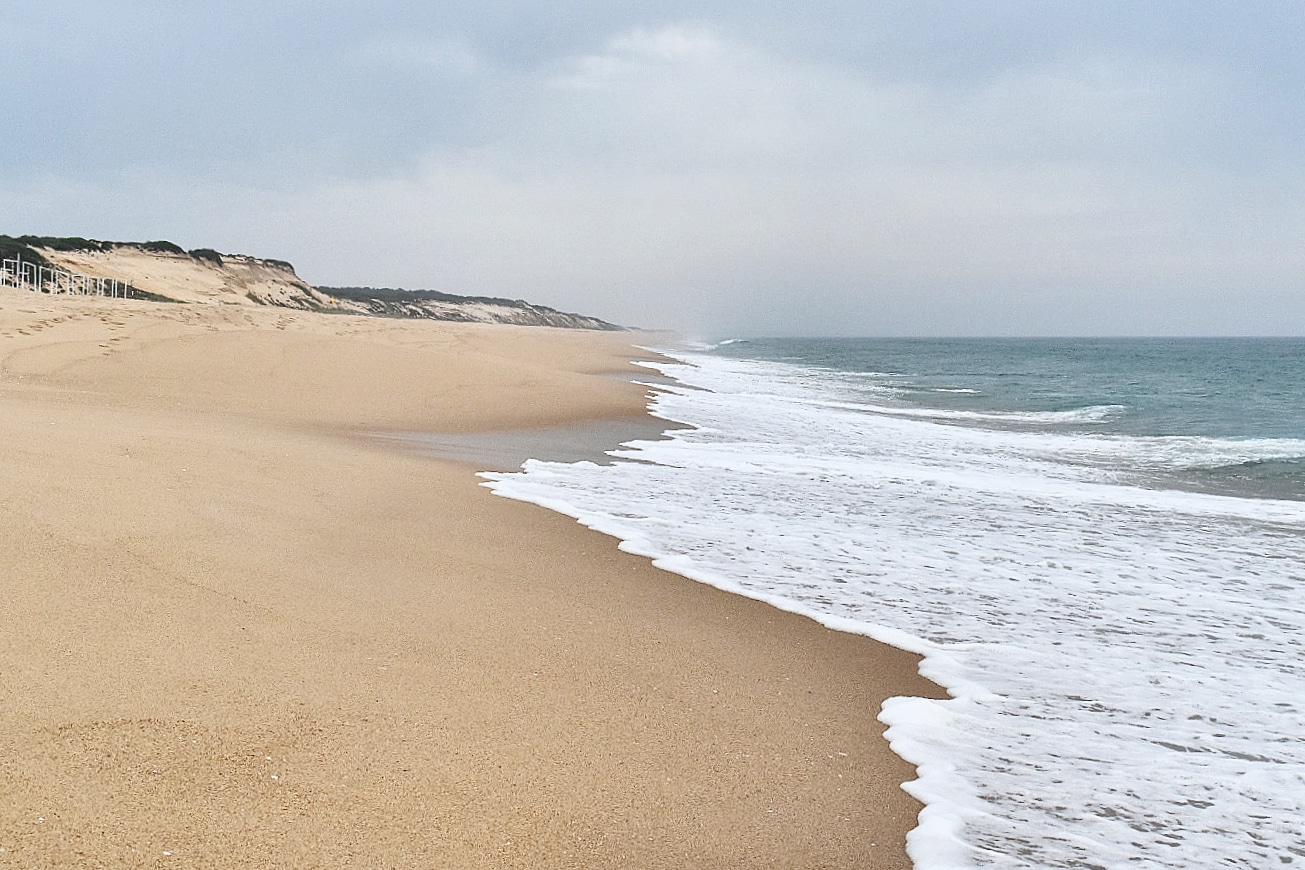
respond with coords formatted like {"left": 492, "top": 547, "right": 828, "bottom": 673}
{"left": 484, "top": 338, "right": 1305, "bottom": 869}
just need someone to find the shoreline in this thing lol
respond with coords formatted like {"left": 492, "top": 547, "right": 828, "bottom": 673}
{"left": 374, "top": 414, "right": 685, "bottom": 471}
{"left": 0, "top": 291, "right": 940, "bottom": 868}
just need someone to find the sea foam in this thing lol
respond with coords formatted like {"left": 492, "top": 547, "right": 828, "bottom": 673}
{"left": 482, "top": 350, "right": 1305, "bottom": 869}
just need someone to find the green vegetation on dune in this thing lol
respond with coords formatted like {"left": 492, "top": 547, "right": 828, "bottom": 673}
{"left": 4, "top": 235, "right": 112, "bottom": 253}
{"left": 0, "top": 235, "right": 298, "bottom": 274}
{"left": 188, "top": 248, "right": 224, "bottom": 265}
{"left": 1, "top": 234, "right": 191, "bottom": 258}
{"left": 139, "top": 240, "right": 187, "bottom": 255}
{"left": 0, "top": 236, "right": 51, "bottom": 267}
{"left": 319, "top": 285, "right": 540, "bottom": 310}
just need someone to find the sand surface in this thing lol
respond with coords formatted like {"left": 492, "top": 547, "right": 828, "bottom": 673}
{"left": 0, "top": 289, "right": 941, "bottom": 868}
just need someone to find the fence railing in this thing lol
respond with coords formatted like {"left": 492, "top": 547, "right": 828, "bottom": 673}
{"left": 1, "top": 256, "right": 128, "bottom": 298}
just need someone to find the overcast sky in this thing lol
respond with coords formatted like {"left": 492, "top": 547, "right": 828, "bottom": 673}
{"left": 3, "top": 2, "right": 1303, "bottom": 336}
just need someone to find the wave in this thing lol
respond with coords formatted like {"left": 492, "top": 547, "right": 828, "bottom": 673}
{"left": 1046, "top": 434, "right": 1305, "bottom": 473}
{"left": 812, "top": 396, "right": 1127, "bottom": 427}
{"left": 692, "top": 338, "right": 751, "bottom": 351}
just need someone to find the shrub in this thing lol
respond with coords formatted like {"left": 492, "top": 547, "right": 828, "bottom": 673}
{"left": 140, "top": 240, "right": 187, "bottom": 255}
{"left": 0, "top": 236, "right": 50, "bottom": 267}
{"left": 14, "top": 235, "right": 109, "bottom": 252}
{"left": 189, "top": 248, "right": 224, "bottom": 266}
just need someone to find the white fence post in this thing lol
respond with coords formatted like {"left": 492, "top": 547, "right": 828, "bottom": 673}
{"left": 0, "top": 254, "right": 126, "bottom": 299}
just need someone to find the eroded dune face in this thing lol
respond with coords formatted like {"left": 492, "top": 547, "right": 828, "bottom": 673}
{"left": 37, "top": 245, "right": 331, "bottom": 308}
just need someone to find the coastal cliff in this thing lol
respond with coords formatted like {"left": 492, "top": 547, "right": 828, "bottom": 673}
{"left": 315, "top": 286, "right": 621, "bottom": 330}
{"left": 0, "top": 235, "right": 622, "bottom": 330}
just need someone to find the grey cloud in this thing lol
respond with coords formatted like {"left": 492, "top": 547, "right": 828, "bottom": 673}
{"left": 3, "top": 5, "right": 1304, "bottom": 335}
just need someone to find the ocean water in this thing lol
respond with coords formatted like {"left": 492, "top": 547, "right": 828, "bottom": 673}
{"left": 481, "top": 338, "right": 1305, "bottom": 869}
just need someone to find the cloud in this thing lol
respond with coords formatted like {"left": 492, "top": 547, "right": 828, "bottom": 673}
{"left": 553, "top": 25, "right": 725, "bottom": 87}
{"left": 4, "top": 18, "right": 1303, "bottom": 336}
{"left": 281, "top": 25, "right": 1301, "bottom": 333}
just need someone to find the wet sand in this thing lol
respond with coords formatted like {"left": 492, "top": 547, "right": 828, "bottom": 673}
{"left": 0, "top": 290, "right": 940, "bottom": 868}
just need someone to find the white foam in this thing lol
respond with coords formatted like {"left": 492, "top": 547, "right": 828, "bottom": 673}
{"left": 808, "top": 396, "right": 1128, "bottom": 427}
{"left": 481, "top": 350, "right": 1305, "bottom": 869}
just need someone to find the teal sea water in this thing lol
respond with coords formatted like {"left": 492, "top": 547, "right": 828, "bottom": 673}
{"left": 484, "top": 337, "right": 1305, "bottom": 868}
{"left": 713, "top": 337, "right": 1305, "bottom": 500}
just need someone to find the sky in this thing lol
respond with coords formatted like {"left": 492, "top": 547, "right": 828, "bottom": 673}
{"left": 3, "top": 1, "right": 1304, "bottom": 336}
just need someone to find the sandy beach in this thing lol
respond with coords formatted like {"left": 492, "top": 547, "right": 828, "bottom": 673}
{"left": 0, "top": 290, "right": 940, "bottom": 868}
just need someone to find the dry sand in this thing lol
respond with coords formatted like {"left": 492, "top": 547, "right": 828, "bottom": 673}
{"left": 0, "top": 289, "right": 942, "bottom": 868}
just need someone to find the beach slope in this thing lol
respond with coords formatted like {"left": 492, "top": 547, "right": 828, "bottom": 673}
{"left": 0, "top": 291, "right": 938, "bottom": 868}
